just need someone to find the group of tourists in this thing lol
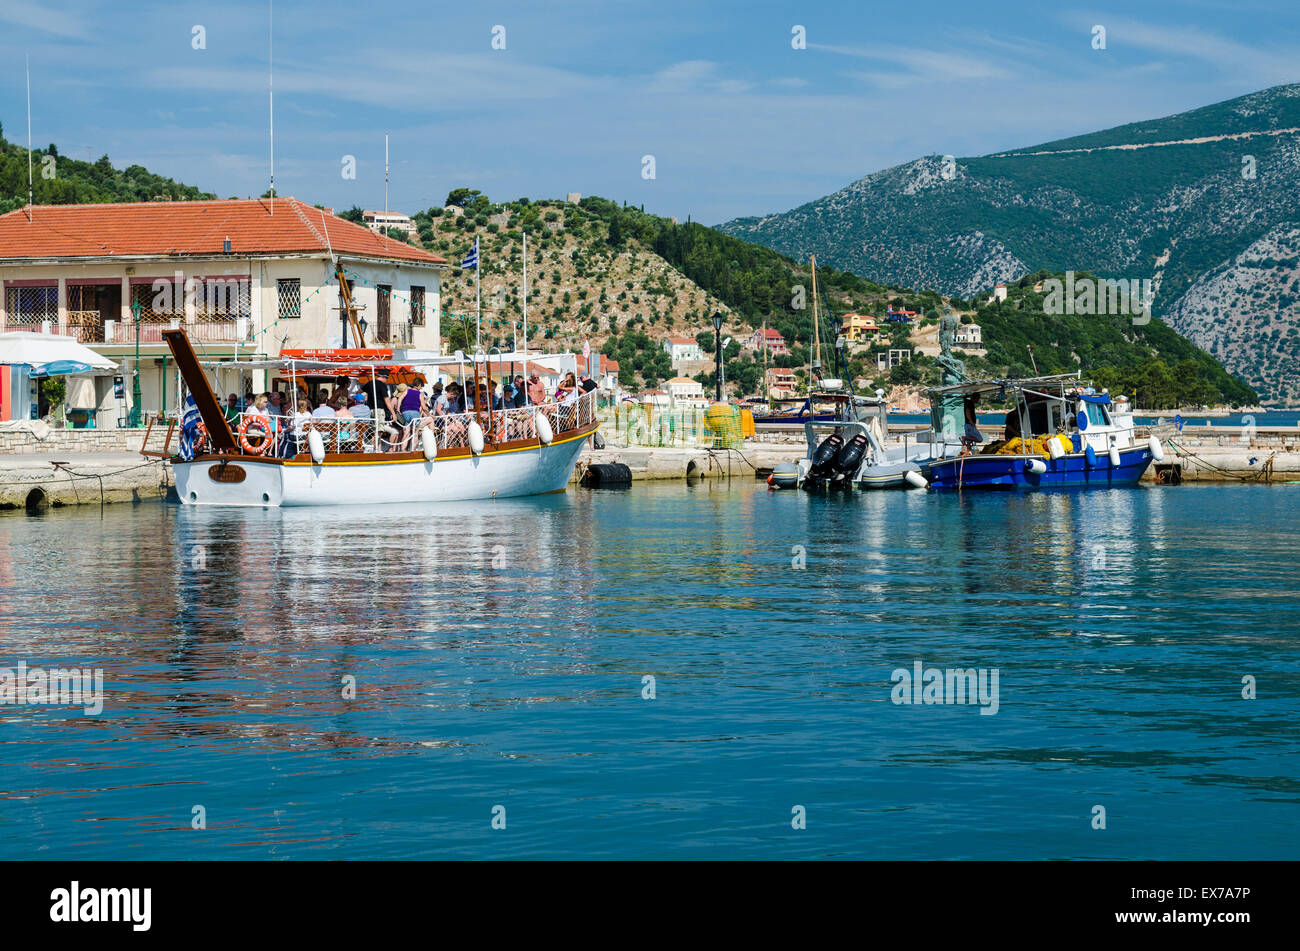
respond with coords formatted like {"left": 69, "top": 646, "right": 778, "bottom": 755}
{"left": 213, "top": 366, "right": 598, "bottom": 458}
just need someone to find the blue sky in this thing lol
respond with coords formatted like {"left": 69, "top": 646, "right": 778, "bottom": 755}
{"left": 2, "top": 0, "right": 1298, "bottom": 223}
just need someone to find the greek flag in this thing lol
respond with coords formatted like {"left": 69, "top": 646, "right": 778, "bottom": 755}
{"left": 461, "top": 238, "right": 478, "bottom": 269}
{"left": 178, "top": 394, "right": 201, "bottom": 461}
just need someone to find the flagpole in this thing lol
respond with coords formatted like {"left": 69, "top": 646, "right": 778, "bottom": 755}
{"left": 475, "top": 236, "right": 481, "bottom": 353}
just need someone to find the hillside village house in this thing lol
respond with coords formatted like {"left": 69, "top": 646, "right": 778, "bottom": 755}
{"left": 876, "top": 348, "right": 913, "bottom": 372}
{"left": 955, "top": 322, "right": 982, "bottom": 348}
{"left": 0, "top": 198, "right": 446, "bottom": 428}
{"left": 362, "top": 210, "right": 418, "bottom": 240}
{"left": 664, "top": 375, "right": 705, "bottom": 404}
{"left": 765, "top": 367, "right": 798, "bottom": 398}
{"left": 839, "top": 313, "right": 880, "bottom": 343}
{"left": 746, "top": 327, "right": 788, "bottom": 356}
{"left": 663, "top": 336, "right": 702, "bottom": 365}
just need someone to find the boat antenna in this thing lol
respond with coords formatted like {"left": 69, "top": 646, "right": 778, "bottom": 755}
{"left": 25, "top": 55, "right": 33, "bottom": 222}
{"left": 268, "top": 0, "right": 274, "bottom": 215}
{"left": 810, "top": 254, "right": 821, "bottom": 382}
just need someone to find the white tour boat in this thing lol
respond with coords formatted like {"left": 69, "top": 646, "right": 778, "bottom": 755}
{"left": 144, "top": 329, "right": 599, "bottom": 506}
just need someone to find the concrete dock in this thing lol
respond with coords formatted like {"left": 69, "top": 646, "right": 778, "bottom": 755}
{"left": 0, "top": 454, "right": 172, "bottom": 509}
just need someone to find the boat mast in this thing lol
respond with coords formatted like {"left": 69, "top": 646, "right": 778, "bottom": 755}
{"left": 810, "top": 255, "right": 821, "bottom": 382}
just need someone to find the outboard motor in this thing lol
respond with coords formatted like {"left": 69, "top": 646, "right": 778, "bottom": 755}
{"left": 810, "top": 433, "right": 843, "bottom": 473}
{"left": 831, "top": 432, "right": 869, "bottom": 487}
{"left": 803, "top": 432, "right": 844, "bottom": 492}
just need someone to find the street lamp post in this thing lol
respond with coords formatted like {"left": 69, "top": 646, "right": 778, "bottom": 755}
{"left": 129, "top": 299, "right": 143, "bottom": 427}
{"left": 711, "top": 311, "right": 723, "bottom": 402}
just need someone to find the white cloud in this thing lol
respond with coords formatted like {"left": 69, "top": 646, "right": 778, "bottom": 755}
{"left": 0, "top": 1, "right": 90, "bottom": 40}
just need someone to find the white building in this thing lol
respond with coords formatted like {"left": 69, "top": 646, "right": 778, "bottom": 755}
{"left": 0, "top": 198, "right": 446, "bottom": 427}
{"left": 663, "top": 336, "right": 702, "bottom": 365}
{"left": 664, "top": 375, "right": 704, "bottom": 403}
{"left": 955, "top": 322, "right": 982, "bottom": 347}
{"left": 362, "top": 210, "right": 418, "bottom": 239}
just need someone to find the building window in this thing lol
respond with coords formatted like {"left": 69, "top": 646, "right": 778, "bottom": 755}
{"left": 277, "top": 279, "right": 301, "bottom": 319}
{"left": 4, "top": 285, "right": 58, "bottom": 329}
{"left": 409, "top": 286, "right": 425, "bottom": 326}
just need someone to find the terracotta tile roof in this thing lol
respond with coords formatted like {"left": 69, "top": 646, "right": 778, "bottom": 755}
{"left": 665, "top": 336, "right": 698, "bottom": 345}
{"left": 0, "top": 198, "right": 446, "bottom": 265}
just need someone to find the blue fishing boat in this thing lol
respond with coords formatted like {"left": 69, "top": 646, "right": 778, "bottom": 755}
{"left": 924, "top": 374, "right": 1165, "bottom": 491}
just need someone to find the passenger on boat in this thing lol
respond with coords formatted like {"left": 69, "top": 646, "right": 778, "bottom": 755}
{"left": 223, "top": 394, "right": 241, "bottom": 426}
{"left": 527, "top": 373, "right": 546, "bottom": 406}
{"left": 396, "top": 383, "right": 425, "bottom": 424}
{"left": 350, "top": 393, "right": 371, "bottom": 420}
{"left": 556, "top": 372, "right": 577, "bottom": 402}
{"left": 579, "top": 373, "right": 598, "bottom": 394}
{"left": 245, "top": 393, "right": 270, "bottom": 419}
{"left": 512, "top": 376, "right": 528, "bottom": 408}
{"left": 290, "top": 399, "right": 313, "bottom": 455}
{"left": 335, "top": 398, "right": 359, "bottom": 450}
{"left": 438, "top": 383, "right": 465, "bottom": 415}
{"left": 312, "top": 398, "right": 336, "bottom": 419}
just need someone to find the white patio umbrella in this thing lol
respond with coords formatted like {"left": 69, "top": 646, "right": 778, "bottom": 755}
{"left": 0, "top": 331, "right": 118, "bottom": 375}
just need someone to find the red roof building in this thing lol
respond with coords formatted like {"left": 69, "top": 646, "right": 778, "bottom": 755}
{"left": 0, "top": 198, "right": 446, "bottom": 428}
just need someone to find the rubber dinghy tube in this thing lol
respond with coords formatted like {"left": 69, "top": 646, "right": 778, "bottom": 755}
{"left": 421, "top": 426, "right": 438, "bottom": 461}
{"left": 1148, "top": 435, "right": 1165, "bottom": 462}
{"left": 1024, "top": 458, "right": 1047, "bottom": 475}
{"left": 536, "top": 412, "right": 554, "bottom": 445}
{"left": 1109, "top": 445, "right": 1121, "bottom": 467}
{"left": 904, "top": 469, "right": 928, "bottom": 488}
{"left": 307, "top": 428, "right": 326, "bottom": 464}
{"left": 468, "top": 421, "right": 485, "bottom": 455}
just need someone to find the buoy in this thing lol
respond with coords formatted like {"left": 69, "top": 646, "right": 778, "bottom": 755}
{"left": 468, "top": 421, "right": 485, "bottom": 455}
{"left": 1148, "top": 435, "right": 1165, "bottom": 462}
{"left": 1024, "top": 458, "right": 1047, "bottom": 475}
{"left": 904, "top": 469, "right": 928, "bottom": 488}
{"left": 1085, "top": 444, "right": 1098, "bottom": 467}
{"left": 307, "top": 428, "right": 325, "bottom": 464}
{"left": 1108, "top": 445, "right": 1121, "bottom": 467}
{"left": 535, "top": 413, "right": 553, "bottom": 445}
{"left": 421, "top": 427, "right": 438, "bottom": 461}
{"left": 1047, "top": 438, "right": 1064, "bottom": 460}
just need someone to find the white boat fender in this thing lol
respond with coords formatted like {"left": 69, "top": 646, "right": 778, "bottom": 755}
{"left": 904, "top": 469, "right": 928, "bottom": 488}
{"left": 536, "top": 412, "right": 554, "bottom": 445}
{"left": 468, "top": 421, "right": 485, "bottom": 455}
{"left": 421, "top": 426, "right": 438, "bottom": 461}
{"left": 1047, "top": 438, "right": 1064, "bottom": 460}
{"left": 1148, "top": 435, "right": 1165, "bottom": 462}
{"left": 307, "top": 428, "right": 326, "bottom": 464}
{"left": 1108, "top": 445, "right": 1121, "bottom": 467}
{"left": 1024, "top": 458, "right": 1047, "bottom": 475}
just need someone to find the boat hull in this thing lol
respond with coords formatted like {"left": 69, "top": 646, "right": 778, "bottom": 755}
{"left": 173, "top": 426, "right": 593, "bottom": 506}
{"left": 926, "top": 444, "right": 1153, "bottom": 490}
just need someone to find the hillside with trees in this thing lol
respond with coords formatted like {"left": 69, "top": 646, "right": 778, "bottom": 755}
{"left": 0, "top": 122, "right": 214, "bottom": 213}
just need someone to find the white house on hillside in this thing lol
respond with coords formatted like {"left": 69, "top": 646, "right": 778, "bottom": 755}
{"left": 663, "top": 336, "right": 702, "bottom": 365}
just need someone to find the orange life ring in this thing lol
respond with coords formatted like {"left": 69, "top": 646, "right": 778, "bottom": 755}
{"left": 238, "top": 414, "right": 272, "bottom": 455}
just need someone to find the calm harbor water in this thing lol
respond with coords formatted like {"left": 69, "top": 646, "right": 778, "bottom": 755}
{"left": 1, "top": 481, "right": 1297, "bottom": 859}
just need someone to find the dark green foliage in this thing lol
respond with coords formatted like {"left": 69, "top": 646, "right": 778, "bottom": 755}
{"left": 0, "top": 132, "right": 213, "bottom": 213}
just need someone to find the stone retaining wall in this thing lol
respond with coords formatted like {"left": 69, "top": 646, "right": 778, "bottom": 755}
{"left": 0, "top": 429, "right": 152, "bottom": 455}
